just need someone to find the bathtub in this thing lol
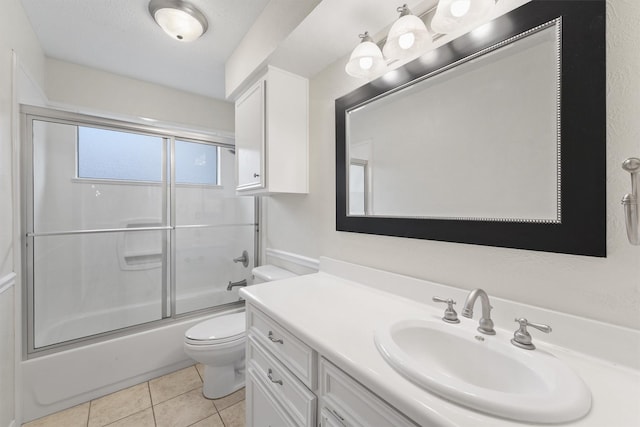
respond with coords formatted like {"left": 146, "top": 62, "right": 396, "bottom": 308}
{"left": 20, "top": 301, "right": 243, "bottom": 423}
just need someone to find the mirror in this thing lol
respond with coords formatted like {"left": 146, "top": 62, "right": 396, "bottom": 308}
{"left": 347, "top": 25, "right": 560, "bottom": 222}
{"left": 336, "top": 1, "right": 606, "bottom": 256}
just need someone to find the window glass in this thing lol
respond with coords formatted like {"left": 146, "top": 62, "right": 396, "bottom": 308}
{"left": 175, "top": 140, "right": 218, "bottom": 185}
{"left": 78, "top": 127, "right": 163, "bottom": 181}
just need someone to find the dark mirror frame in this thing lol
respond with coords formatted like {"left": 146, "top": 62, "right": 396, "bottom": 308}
{"left": 335, "top": 0, "right": 606, "bottom": 257}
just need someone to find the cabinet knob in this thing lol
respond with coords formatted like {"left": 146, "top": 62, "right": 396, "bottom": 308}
{"left": 253, "top": 173, "right": 260, "bottom": 178}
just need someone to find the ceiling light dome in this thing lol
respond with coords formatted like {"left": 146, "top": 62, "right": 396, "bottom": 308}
{"left": 149, "top": 0, "right": 208, "bottom": 42}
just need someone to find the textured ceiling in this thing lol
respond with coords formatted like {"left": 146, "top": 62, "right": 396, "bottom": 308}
{"left": 20, "top": 0, "right": 441, "bottom": 101}
{"left": 20, "top": 0, "right": 271, "bottom": 100}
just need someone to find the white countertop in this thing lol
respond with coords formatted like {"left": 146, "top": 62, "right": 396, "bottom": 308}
{"left": 240, "top": 259, "right": 640, "bottom": 427}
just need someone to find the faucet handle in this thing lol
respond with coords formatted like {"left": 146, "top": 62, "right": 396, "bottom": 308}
{"left": 511, "top": 318, "right": 552, "bottom": 350}
{"left": 432, "top": 297, "right": 460, "bottom": 324}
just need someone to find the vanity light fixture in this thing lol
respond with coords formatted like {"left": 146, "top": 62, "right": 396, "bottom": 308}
{"left": 149, "top": 0, "right": 208, "bottom": 42}
{"left": 345, "top": 32, "right": 387, "bottom": 78}
{"left": 431, "top": 0, "right": 496, "bottom": 34}
{"left": 346, "top": 1, "right": 499, "bottom": 78}
{"left": 382, "top": 4, "right": 432, "bottom": 62}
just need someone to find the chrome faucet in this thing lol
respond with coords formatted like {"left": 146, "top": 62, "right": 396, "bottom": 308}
{"left": 226, "top": 279, "right": 247, "bottom": 291}
{"left": 461, "top": 288, "right": 496, "bottom": 335}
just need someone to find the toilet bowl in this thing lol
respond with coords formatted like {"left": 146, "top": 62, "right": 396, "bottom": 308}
{"left": 183, "top": 265, "right": 297, "bottom": 399}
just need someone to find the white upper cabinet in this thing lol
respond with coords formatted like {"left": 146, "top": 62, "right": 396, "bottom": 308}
{"left": 234, "top": 66, "right": 309, "bottom": 194}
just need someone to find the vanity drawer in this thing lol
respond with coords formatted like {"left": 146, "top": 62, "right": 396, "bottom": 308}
{"left": 248, "top": 335, "right": 317, "bottom": 427}
{"left": 319, "top": 358, "right": 418, "bottom": 427}
{"left": 246, "top": 366, "right": 297, "bottom": 427}
{"left": 247, "top": 305, "right": 317, "bottom": 389}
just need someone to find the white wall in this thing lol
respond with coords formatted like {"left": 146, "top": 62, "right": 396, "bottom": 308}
{"left": 0, "top": 0, "right": 45, "bottom": 425}
{"left": 45, "top": 58, "right": 234, "bottom": 134}
{"left": 264, "top": 0, "right": 640, "bottom": 331}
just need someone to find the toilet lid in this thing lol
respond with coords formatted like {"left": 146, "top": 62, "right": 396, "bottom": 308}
{"left": 185, "top": 312, "right": 246, "bottom": 344}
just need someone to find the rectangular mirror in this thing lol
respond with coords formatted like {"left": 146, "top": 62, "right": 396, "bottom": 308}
{"left": 347, "top": 24, "right": 560, "bottom": 222}
{"left": 336, "top": 1, "right": 606, "bottom": 256}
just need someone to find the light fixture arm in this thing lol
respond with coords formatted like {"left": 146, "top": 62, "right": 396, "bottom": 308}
{"left": 359, "top": 32, "right": 374, "bottom": 43}
{"left": 396, "top": 4, "right": 412, "bottom": 17}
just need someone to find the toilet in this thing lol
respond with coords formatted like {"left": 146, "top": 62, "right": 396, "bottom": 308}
{"left": 183, "top": 265, "right": 297, "bottom": 399}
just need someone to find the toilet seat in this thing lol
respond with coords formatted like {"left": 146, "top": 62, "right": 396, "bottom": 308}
{"left": 185, "top": 312, "right": 246, "bottom": 345}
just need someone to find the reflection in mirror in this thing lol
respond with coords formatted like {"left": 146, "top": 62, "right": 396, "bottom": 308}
{"left": 349, "top": 159, "right": 368, "bottom": 215}
{"left": 347, "top": 22, "right": 560, "bottom": 222}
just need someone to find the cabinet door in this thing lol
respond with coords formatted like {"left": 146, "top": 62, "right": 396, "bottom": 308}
{"left": 246, "top": 366, "right": 296, "bottom": 427}
{"left": 235, "top": 79, "right": 265, "bottom": 191}
{"left": 320, "top": 408, "right": 347, "bottom": 427}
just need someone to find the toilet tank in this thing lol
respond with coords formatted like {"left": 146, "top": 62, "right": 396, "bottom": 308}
{"left": 251, "top": 265, "right": 297, "bottom": 284}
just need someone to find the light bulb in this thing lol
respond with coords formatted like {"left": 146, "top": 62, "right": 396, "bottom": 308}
{"left": 450, "top": 0, "right": 471, "bottom": 17}
{"left": 359, "top": 57, "right": 374, "bottom": 70}
{"left": 431, "top": 0, "right": 495, "bottom": 34}
{"left": 398, "top": 32, "right": 415, "bottom": 49}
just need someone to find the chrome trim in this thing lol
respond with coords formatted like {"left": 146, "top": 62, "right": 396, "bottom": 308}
{"left": 511, "top": 318, "right": 552, "bottom": 350}
{"left": 254, "top": 197, "right": 261, "bottom": 268}
{"left": 26, "top": 223, "right": 256, "bottom": 237}
{"left": 233, "top": 250, "right": 249, "bottom": 268}
{"left": 622, "top": 157, "right": 640, "bottom": 245}
{"left": 26, "top": 226, "right": 172, "bottom": 237}
{"left": 226, "top": 279, "right": 248, "bottom": 291}
{"left": 174, "top": 223, "right": 255, "bottom": 230}
{"left": 169, "top": 137, "right": 177, "bottom": 318}
{"left": 267, "top": 368, "right": 283, "bottom": 386}
{"left": 20, "top": 105, "right": 233, "bottom": 146}
{"left": 432, "top": 296, "right": 460, "bottom": 324}
{"left": 462, "top": 289, "right": 496, "bottom": 335}
{"left": 148, "top": 0, "right": 208, "bottom": 39}
{"left": 161, "top": 137, "right": 169, "bottom": 319}
{"left": 25, "top": 302, "right": 245, "bottom": 358}
{"left": 267, "top": 331, "right": 283, "bottom": 344}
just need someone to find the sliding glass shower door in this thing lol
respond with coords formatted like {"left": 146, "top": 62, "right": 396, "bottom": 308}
{"left": 24, "top": 107, "right": 256, "bottom": 354}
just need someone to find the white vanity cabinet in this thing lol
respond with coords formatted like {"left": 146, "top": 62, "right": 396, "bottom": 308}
{"left": 234, "top": 66, "right": 308, "bottom": 195}
{"left": 245, "top": 304, "right": 419, "bottom": 427}
{"left": 246, "top": 305, "right": 317, "bottom": 426}
{"left": 318, "top": 358, "right": 419, "bottom": 427}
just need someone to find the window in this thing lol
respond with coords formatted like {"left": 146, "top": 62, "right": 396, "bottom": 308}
{"left": 77, "top": 127, "right": 219, "bottom": 185}
{"left": 78, "top": 126, "right": 163, "bottom": 181}
{"left": 175, "top": 140, "right": 218, "bottom": 185}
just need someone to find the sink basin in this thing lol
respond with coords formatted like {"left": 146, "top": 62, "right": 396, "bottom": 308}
{"left": 374, "top": 319, "right": 591, "bottom": 423}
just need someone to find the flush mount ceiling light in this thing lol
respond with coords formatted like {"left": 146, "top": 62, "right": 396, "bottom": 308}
{"left": 345, "top": 31, "right": 387, "bottom": 78}
{"left": 431, "top": 0, "right": 496, "bottom": 34}
{"left": 149, "top": 0, "right": 208, "bottom": 42}
{"left": 383, "top": 4, "right": 432, "bottom": 62}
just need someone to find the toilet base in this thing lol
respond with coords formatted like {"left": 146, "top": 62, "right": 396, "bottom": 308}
{"left": 202, "top": 360, "right": 245, "bottom": 399}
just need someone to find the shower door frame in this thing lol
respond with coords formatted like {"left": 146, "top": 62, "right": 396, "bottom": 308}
{"left": 21, "top": 105, "right": 259, "bottom": 358}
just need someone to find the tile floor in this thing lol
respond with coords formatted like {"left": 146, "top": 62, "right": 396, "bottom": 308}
{"left": 23, "top": 364, "right": 245, "bottom": 427}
